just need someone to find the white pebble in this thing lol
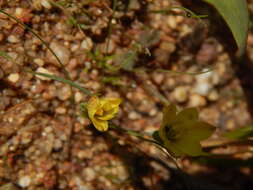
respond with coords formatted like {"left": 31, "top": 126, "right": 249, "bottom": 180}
{"left": 194, "top": 82, "right": 211, "bottom": 96}
{"left": 15, "top": 8, "right": 24, "bottom": 18}
{"left": 50, "top": 42, "right": 70, "bottom": 65}
{"left": 208, "top": 90, "right": 219, "bottom": 101}
{"left": 189, "top": 94, "right": 206, "bottom": 107}
{"left": 7, "top": 35, "right": 19, "bottom": 43}
{"left": 53, "top": 139, "right": 63, "bottom": 150}
{"left": 83, "top": 168, "right": 96, "bottom": 181}
{"left": 167, "top": 16, "right": 177, "bottom": 29}
{"left": 81, "top": 38, "right": 93, "bottom": 51}
{"left": 128, "top": 111, "right": 140, "bottom": 120}
{"left": 34, "top": 58, "right": 44, "bottom": 66}
{"left": 173, "top": 86, "right": 188, "bottom": 103}
{"left": 18, "top": 176, "right": 31, "bottom": 188}
{"left": 57, "top": 86, "right": 71, "bottom": 100}
{"left": 41, "top": 0, "right": 52, "bottom": 9}
{"left": 55, "top": 107, "right": 67, "bottom": 114}
{"left": 44, "top": 126, "right": 53, "bottom": 133}
{"left": 75, "top": 92, "right": 83, "bottom": 103}
{"left": 36, "top": 67, "right": 52, "bottom": 81}
{"left": 7, "top": 73, "right": 20, "bottom": 83}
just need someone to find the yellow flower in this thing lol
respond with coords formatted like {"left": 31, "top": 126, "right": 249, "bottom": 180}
{"left": 87, "top": 96, "right": 122, "bottom": 131}
{"left": 158, "top": 104, "right": 215, "bottom": 157}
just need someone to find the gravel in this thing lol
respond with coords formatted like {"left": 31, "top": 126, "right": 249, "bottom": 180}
{"left": 0, "top": 0, "right": 252, "bottom": 189}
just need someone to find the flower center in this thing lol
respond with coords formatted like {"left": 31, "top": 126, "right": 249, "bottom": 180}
{"left": 165, "top": 125, "right": 178, "bottom": 141}
{"left": 95, "top": 108, "right": 104, "bottom": 116}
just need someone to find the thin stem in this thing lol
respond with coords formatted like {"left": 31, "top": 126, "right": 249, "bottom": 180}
{"left": 150, "top": 6, "right": 208, "bottom": 19}
{"left": 110, "top": 124, "right": 161, "bottom": 146}
{"left": 106, "top": 0, "right": 117, "bottom": 54}
{"left": 26, "top": 70, "right": 93, "bottom": 96}
{"left": 135, "top": 67, "right": 213, "bottom": 76}
{"left": 110, "top": 124, "right": 183, "bottom": 170}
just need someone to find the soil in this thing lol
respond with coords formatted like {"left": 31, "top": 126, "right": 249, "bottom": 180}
{"left": 0, "top": 0, "right": 253, "bottom": 190}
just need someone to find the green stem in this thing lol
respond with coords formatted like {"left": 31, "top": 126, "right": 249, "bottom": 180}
{"left": 26, "top": 70, "right": 93, "bottom": 96}
{"left": 150, "top": 6, "right": 208, "bottom": 19}
{"left": 110, "top": 124, "right": 183, "bottom": 171}
{"left": 110, "top": 124, "right": 161, "bottom": 146}
{"left": 135, "top": 67, "right": 213, "bottom": 76}
{"left": 106, "top": 0, "right": 117, "bottom": 54}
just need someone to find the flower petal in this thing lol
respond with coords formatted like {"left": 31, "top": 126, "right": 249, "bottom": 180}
{"left": 174, "top": 139, "right": 204, "bottom": 157}
{"left": 101, "top": 98, "right": 122, "bottom": 111}
{"left": 97, "top": 107, "right": 119, "bottom": 120}
{"left": 187, "top": 121, "right": 215, "bottom": 141}
{"left": 164, "top": 141, "right": 185, "bottom": 157}
{"left": 87, "top": 96, "right": 101, "bottom": 119}
{"left": 162, "top": 104, "right": 177, "bottom": 126}
{"left": 174, "top": 107, "right": 198, "bottom": 125}
{"left": 91, "top": 117, "right": 109, "bottom": 131}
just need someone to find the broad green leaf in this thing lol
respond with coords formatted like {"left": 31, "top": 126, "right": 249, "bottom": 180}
{"left": 203, "top": 0, "right": 249, "bottom": 56}
{"left": 224, "top": 125, "right": 253, "bottom": 140}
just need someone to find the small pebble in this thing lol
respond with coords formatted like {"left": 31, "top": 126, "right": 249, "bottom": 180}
{"left": 36, "top": 67, "right": 52, "bottom": 81}
{"left": 55, "top": 107, "right": 67, "bottom": 114}
{"left": 50, "top": 42, "right": 70, "bottom": 65}
{"left": 173, "top": 86, "right": 188, "bottom": 103}
{"left": 189, "top": 94, "right": 206, "bottom": 107}
{"left": 75, "top": 92, "right": 83, "bottom": 103}
{"left": 194, "top": 82, "right": 211, "bottom": 96}
{"left": 44, "top": 126, "right": 53, "bottom": 133}
{"left": 83, "top": 168, "right": 96, "bottom": 181}
{"left": 167, "top": 16, "right": 177, "bottom": 29}
{"left": 7, "top": 73, "right": 20, "bottom": 83}
{"left": 34, "top": 58, "right": 45, "bottom": 66}
{"left": 15, "top": 8, "right": 24, "bottom": 18}
{"left": 77, "top": 150, "right": 92, "bottom": 159}
{"left": 152, "top": 73, "right": 164, "bottom": 85}
{"left": 41, "top": 0, "right": 52, "bottom": 9}
{"left": 81, "top": 38, "right": 93, "bottom": 51}
{"left": 149, "top": 108, "right": 157, "bottom": 116}
{"left": 128, "top": 111, "right": 140, "bottom": 120}
{"left": 18, "top": 176, "right": 31, "bottom": 188}
{"left": 57, "top": 86, "right": 71, "bottom": 100}
{"left": 208, "top": 90, "right": 219, "bottom": 101}
{"left": 53, "top": 139, "right": 63, "bottom": 150}
{"left": 7, "top": 35, "right": 20, "bottom": 43}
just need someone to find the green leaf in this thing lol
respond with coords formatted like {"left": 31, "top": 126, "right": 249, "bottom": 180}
{"left": 118, "top": 50, "right": 137, "bottom": 71}
{"left": 203, "top": 0, "right": 249, "bottom": 56}
{"left": 139, "top": 29, "right": 160, "bottom": 48}
{"left": 224, "top": 125, "right": 253, "bottom": 140}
